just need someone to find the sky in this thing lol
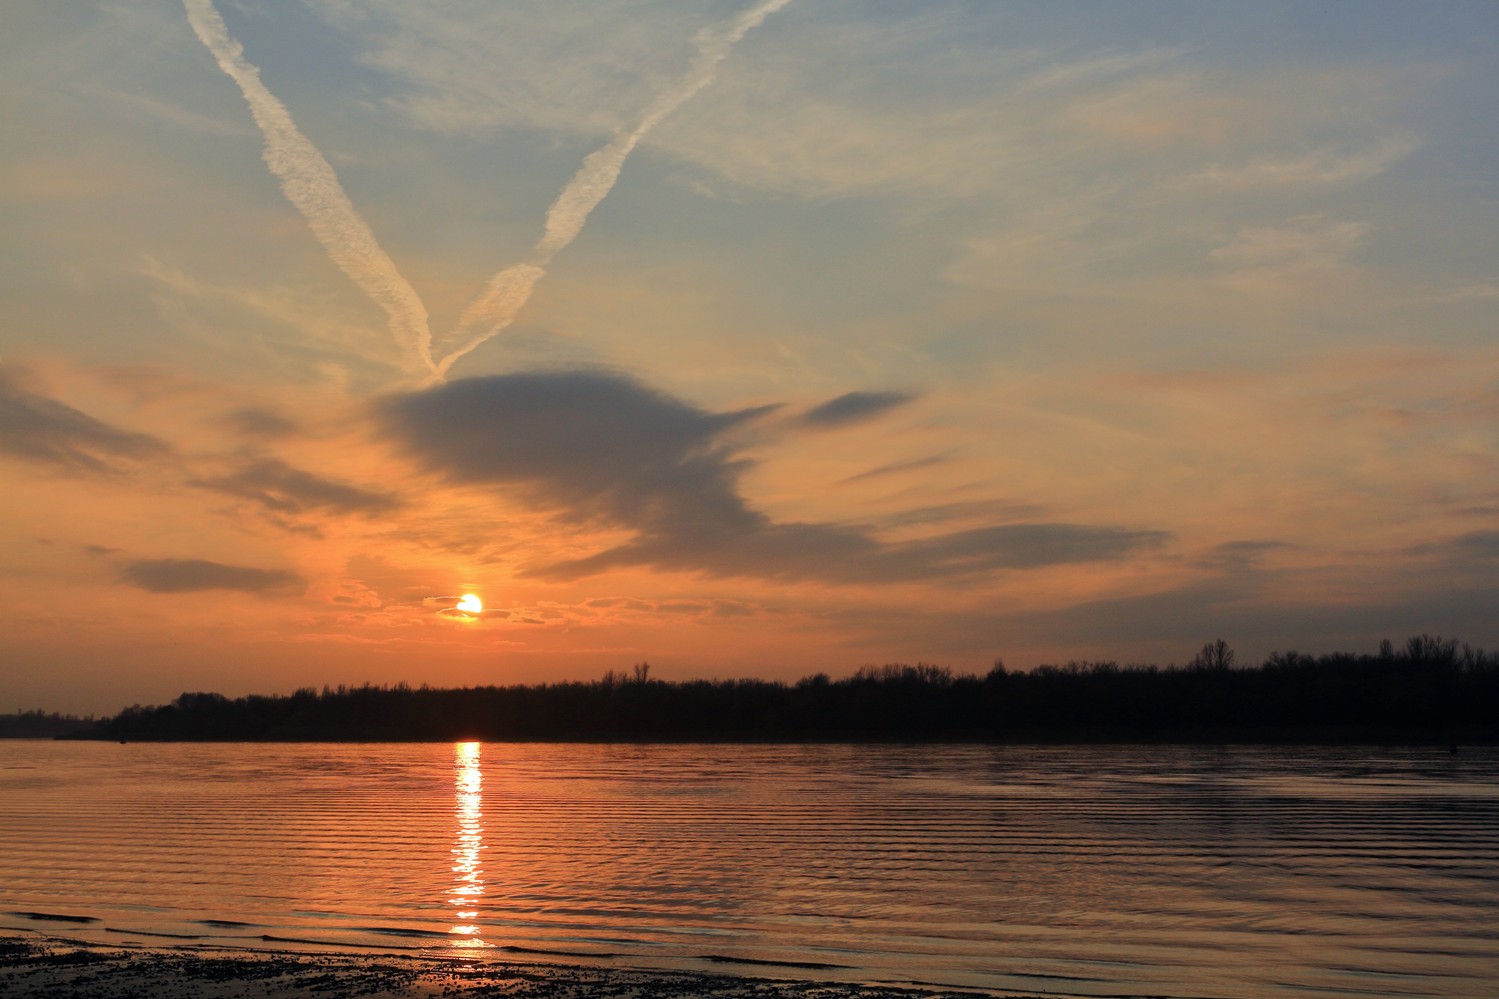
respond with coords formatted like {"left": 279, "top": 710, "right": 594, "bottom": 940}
{"left": 3, "top": 0, "right": 1497, "bottom": 714}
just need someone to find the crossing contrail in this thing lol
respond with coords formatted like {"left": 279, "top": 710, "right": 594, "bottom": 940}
{"left": 182, "top": 0, "right": 436, "bottom": 377}
{"left": 184, "top": 0, "right": 793, "bottom": 384}
{"left": 429, "top": 0, "right": 796, "bottom": 381}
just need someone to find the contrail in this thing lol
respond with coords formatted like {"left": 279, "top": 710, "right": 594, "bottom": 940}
{"left": 182, "top": 0, "right": 436, "bottom": 377}
{"left": 182, "top": 0, "right": 791, "bottom": 383}
{"left": 430, "top": 0, "right": 795, "bottom": 380}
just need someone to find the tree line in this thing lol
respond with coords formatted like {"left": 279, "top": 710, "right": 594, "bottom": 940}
{"left": 76, "top": 635, "right": 1498, "bottom": 743}
{"left": 0, "top": 710, "right": 97, "bottom": 739}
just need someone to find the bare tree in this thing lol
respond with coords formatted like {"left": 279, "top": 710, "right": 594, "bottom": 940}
{"left": 1192, "top": 638, "right": 1236, "bottom": 670}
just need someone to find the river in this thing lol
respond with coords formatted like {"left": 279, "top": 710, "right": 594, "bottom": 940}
{"left": 1, "top": 741, "right": 1496, "bottom": 997}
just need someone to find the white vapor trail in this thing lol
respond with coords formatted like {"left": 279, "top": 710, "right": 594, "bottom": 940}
{"left": 183, "top": 0, "right": 792, "bottom": 384}
{"left": 182, "top": 0, "right": 436, "bottom": 377}
{"left": 429, "top": 0, "right": 795, "bottom": 381}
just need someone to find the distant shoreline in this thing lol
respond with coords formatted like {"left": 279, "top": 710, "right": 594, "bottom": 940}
{"left": 20, "top": 637, "right": 1499, "bottom": 745}
{"left": 0, "top": 934, "right": 1017, "bottom": 999}
{"left": 47, "top": 729, "right": 1499, "bottom": 745}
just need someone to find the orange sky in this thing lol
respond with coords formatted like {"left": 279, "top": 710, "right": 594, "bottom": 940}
{"left": 3, "top": 1, "right": 1497, "bottom": 713}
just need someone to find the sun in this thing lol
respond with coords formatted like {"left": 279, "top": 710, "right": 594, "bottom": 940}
{"left": 456, "top": 594, "right": 483, "bottom": 613}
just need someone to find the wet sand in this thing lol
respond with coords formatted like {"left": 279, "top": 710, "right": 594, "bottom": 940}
{"left": 0, "top": 936, "right": 1016, "bottom": 999}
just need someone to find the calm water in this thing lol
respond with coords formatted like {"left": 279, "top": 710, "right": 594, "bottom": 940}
{"left": 1, "top": 741, "right": 1497, "bottom": 998}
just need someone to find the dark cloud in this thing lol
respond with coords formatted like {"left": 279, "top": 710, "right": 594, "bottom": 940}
{"left": 217, "top": 407, "right": 298, "bottom": 438}
{"left": 1195, "top": 539, "right": 1292, "bottom": 570}
{"left": 121, "top": 558, "right": 305, "bottom": 595}
{"left": 379, "top": 369, "right": 761, "bottom": 534}
{"left": 657, "top": 601, "right": 710, "bottom": 615}
{"left": 380, "top": 371, "right": 1168, "bottom": 584}
{"left": 540, "top": 518, "right": 1165, "bottom": 584}
{"left": 586, "top": 597, "right": 655, "bottom": 611}
{"left": 1004, "top": 576, "right": 1499, "bottom": 660}
{"left": 829, "top": 567, "right": 1498, "bottom": 671}
{"left": 800, "top": 390, "right": 914, "bottom": 428}
{"left": 0, "top": 368, "right": 168, "bottom": 473}
{"left": 872, "top": 500, "right": 1048, "bottom": 530}
{"left": 1452, "top": 530, "right": 1499, "bottom": 558}
{"left": 1410, "top": 529, "right": 1499, "bottom": 561}
{"left": 711, "top": 601, "right": 758, "bottom": 617}
{"left": 889, "top": 523, "right": 1168, "bottom": 573}
{"left": 192, "top": 457, "right": 399, "bottom": 517}
{"left": 839, "top": 452, "right": 953, "bottom": 484}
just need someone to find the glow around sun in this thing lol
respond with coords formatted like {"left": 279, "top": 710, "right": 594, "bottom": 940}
{"left": 456, "top": 594, "right": 483, "bottom": 613}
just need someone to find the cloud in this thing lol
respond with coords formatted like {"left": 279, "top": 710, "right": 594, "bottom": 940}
{"left": 187, "top": 0, "right": 795, "bottom": 382}
{"left": 1449, "top": 531, "right": 1499, "bottom": 559}
{"left": 1196, "top": 540, "right": 1292, "bottom": 570}
{"left": 181, "top": 0, "right": 435, "bottom": 375}
{"left": 997, "top": 574, "right": 1499, "bottom": 661}
{"left": 869, "top": 500, "right": 1046, "bottom": 529}
{"left": 1432, "top": 282, "right": 1499, "bottom": 303}
{"left": 839, "top": 452, "right": 953, "bottom": 484}
{"left": 430, "top": 0, "right": 796, "bottom": 379}
{"left": 1210, "top": 214, "right": 1369, "bottom": 272}
{"left": 121, "top": 558, "right": 305, "bottom": 595}
{"left": 1409, "top": 530, "right": 1499, "bottom": 562}
{"left": 553, "top": 518, "right": 1166, "bottom": 584}
{"left": 380, "top": 371, "right": 1165, "bottom": 583}
{"left": 216, "top": 407, "right": 298, "bottom": 439}
{"left": 800, "top": 390, "right": 914, "bottom": 428}
{"left": 0, "top": 368, "right": 168, "bottom": 474}
{"left": 379, "top": 369, "right": 759, "bottom": 528}
{"left": 191, "top": 457, "right": 399, "bottom": 517}
{"left": 889, "top": 523, "right": 1167, "bottom": 573}
{"left": 1191, "top": 135, "right": 1419, "bottom": 189}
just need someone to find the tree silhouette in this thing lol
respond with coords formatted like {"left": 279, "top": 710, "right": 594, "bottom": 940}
{"left": 1192, "top": 638, "right": 1236, "bottom": 671}
{"left": 77, "top": 635, "right": 1496, "bottom": 744}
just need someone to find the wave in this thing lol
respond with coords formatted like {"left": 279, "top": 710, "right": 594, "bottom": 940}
{"left": 8, "top": 911, "right": 98, "bottom": 924}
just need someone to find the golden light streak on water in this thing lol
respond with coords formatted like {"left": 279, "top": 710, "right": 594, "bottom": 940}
{"left": 3, "top": 742, "right": 1498, "bottom": 996}
{"left": 448, "top": 741, "right": 484, "bottom": 947}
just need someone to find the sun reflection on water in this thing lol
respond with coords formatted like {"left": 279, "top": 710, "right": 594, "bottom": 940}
{"left": 449, "top": 740, "right": 485, "bottom": 947}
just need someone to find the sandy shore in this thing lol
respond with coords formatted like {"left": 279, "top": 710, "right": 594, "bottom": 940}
{"left": 0, "top": 935, "right": 1016, "bottom": 999}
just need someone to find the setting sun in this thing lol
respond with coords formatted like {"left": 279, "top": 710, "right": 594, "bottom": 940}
{"left": 2, "top": 3, "right": 1497, "bottom": 997}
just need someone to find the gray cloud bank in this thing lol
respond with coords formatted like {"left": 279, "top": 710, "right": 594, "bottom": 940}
{"left": 0, "top": 369, "right": 167, "bottom": 474}
{"left": 379, "top": 371, "right": 1166, "bottom": 583}
{"left": 192, "top": 457, "right": 399, "bottom": 517}
{"left": 801, "top": 390, "right": 913, "bottom": 428}
{"left": 121, "top": 558, "right": 305, "bottom": 595}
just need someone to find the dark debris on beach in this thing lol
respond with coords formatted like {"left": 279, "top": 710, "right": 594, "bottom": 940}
{"left": 0, "top": 938, "right": 1015, "bottom": 999}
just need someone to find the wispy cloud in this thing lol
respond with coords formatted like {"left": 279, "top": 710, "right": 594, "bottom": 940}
{"left": 800, "top": 390, "right": 914, "bottom": 428}
{"left": 1191, "top": 135, "right": 1419, "bottom": 189}
{"left": 839, "top": 453, "right": 954, "bottom": 485}
{"left": 1210, "top": 214, "right": 1370, "bottom": 273}
{"left": 190, "top": 456, "right": 400, "bottom": 517}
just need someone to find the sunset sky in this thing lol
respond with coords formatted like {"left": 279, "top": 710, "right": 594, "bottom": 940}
{"left": 4, "top": 1, "right": 1497, "bottom": 714}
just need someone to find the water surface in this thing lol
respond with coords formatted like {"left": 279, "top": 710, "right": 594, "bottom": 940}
{"left": 2, "top": 741, "right": 1496, "bottom": 997}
